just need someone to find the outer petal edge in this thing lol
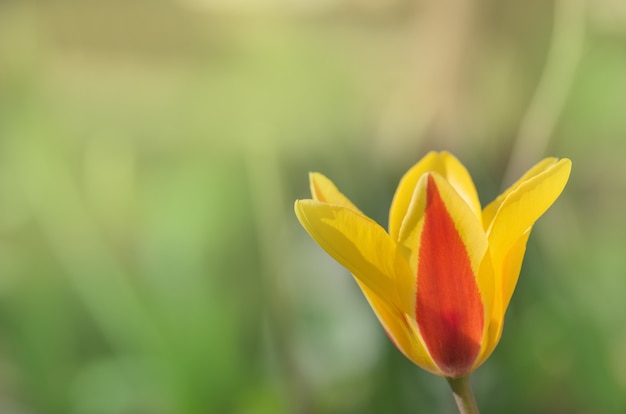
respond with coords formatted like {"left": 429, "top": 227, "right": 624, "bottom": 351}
{"left": 294, "top": 200, "right": 399, "bottom": 306}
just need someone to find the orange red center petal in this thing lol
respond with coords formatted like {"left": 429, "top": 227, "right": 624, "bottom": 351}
{"left": 416, "top": 175, "right": 484, "bottom": 378}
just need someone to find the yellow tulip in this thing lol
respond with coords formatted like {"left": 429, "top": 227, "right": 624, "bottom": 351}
{"left": 294, "top": 151, "right": 571, "bottom": 379}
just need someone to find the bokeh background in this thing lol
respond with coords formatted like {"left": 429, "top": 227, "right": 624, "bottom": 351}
{"left": 0, "top": 0, "right": 625, "bottom": 413}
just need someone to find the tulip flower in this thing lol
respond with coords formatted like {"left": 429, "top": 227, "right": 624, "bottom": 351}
{"left": 294, "top": 151, "right": 571, "bottom": 412}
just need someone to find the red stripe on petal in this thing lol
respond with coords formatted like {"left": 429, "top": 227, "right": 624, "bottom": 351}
{"left": 416, "top": 175, "right": 484, "bottom": 378}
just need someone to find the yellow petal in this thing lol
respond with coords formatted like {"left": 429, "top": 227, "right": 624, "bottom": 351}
{"left": 482, "top": 157, "right": 560, "bottom": 229}
{"left": 354, "top": 279, "right": 440, "bottom": 374}
{"left": 309, "top": 172, "right": 363, "bottom": 214}
{"left": 473, "top": 231, "right": 529, "bottom": 369}
{"left": 439, "top": 152, "right": 483, "bottom": 221}
{"left": 294, "top": 200, "right": 400, "bottom": 306}
{"left": 389, "top": 151, "right": 481, "bottom": 240}
{"left": 486, "top": 158, "right": 571, "bottom": 312}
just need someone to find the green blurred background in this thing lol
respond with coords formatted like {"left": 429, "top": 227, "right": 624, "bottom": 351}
{"left": 0, "top": 0, "right": 625, "bottom": 413}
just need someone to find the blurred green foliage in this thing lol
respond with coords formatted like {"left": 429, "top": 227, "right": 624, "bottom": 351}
{"left": 0, "top": 0, "right": 625, "bottom": 413}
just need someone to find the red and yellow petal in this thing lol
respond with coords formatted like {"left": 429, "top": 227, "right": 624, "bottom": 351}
{"left": 416, "top": 175, "right": 485, "bottom": 377}
{"left": 397, "top": 173, "right": 491, "bottom": 378}
{"left": 389, "top": 152, "right": 482, "bottom": 241}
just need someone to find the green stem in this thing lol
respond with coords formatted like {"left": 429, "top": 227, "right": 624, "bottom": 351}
{"left": 447, "top": 376, "right": 479, "bottom": 414}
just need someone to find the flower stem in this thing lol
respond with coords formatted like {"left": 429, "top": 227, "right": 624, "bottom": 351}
{"left": 447, "top": 375, "right": 479, "bottom": 414}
